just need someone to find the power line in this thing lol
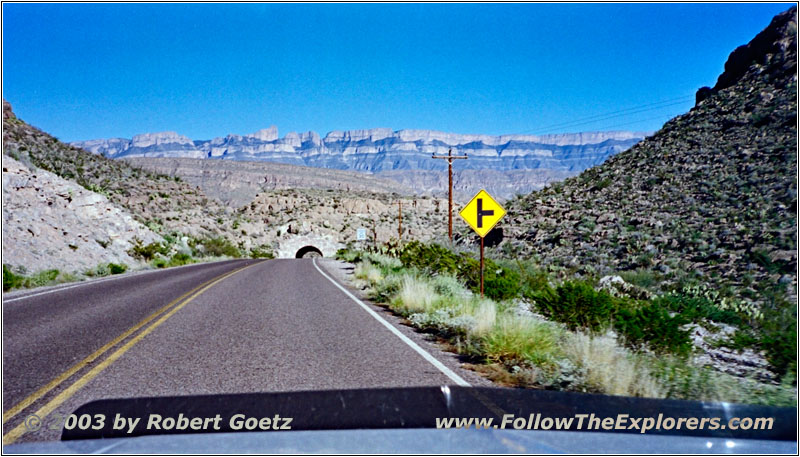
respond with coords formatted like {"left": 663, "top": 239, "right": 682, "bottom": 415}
{"left": 579, "top": 112, "right": 684, "bottom": 132}
{"left": 513, "top": 94, "right": 694, "bottom": 135}
{"left": 533, "top": 99, "right": 691, "bottom": 133}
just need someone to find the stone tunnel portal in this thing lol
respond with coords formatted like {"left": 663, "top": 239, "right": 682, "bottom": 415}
{"left": 295, "top": 245, "right": 323, "bottom": 258}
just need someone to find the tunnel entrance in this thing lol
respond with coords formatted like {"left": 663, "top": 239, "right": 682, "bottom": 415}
{"left": 295, "top": 246, "right": 323, "bottom": 259}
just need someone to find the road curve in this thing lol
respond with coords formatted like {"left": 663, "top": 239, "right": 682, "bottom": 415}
{"left": 3, "top": 259, "right": 473, "bottom": 443}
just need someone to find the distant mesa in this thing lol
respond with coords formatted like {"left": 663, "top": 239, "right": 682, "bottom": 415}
{"left": 72, "top": 128, "right": 650, "bottom": 174}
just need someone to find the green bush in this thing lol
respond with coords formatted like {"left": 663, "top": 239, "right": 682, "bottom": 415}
{"left": 152, "top": 258, "right": 167, "bottom": 269}
{"left": 399, "top": 241, "right": 520, "bottom": 301}
{"left": 759, "top": 300, "right": 797, "bottom": 380}
{"left": 533, "top": 280, "right": 691, "bottom": 355}
{"left": 399, "top": 241, "right": 461, "bottom": 276}
{"left": 108, "top": 263, "right": 128, "bottom": 275}
{"left": 615, "top": 303, "right": 691, "bottom": 354}
{"left": 128, "top": 239, "right": 168, "bottom": 261}
{"left": 249, "top": 245, "right": 275, "bottom": 259}
{"left": 657, "top": 293, "right": 741, "bottom": 325}
{"left": 532, "top": 280, "right": 615, "bottom": 331}
{"left": 28, "top": 269, "right": 60, "bottom": 287}
{"left": 3, "top": 265, "right": 24, "bottom": 291}
{"left": 166, "top": 253, "right": 193, "bottom": 267}
{"left": 336, "top": 249, "right": 363, "bottom": 263}
{"left": 196, "top": 237, "right": 241, "bottom": 258}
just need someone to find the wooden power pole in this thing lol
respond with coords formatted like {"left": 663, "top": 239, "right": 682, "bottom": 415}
{"left": 431, "top": 148, "right": 468, "bottom": 240}
{"left": 398, "top": 200, "right": 402, "bottom": 240}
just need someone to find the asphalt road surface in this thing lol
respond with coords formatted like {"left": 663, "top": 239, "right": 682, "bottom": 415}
{"left": 2, "top": 259, "right": 479, "bottom": 444}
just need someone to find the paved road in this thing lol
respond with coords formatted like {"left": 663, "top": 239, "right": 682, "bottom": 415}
{"left": 3, "top": 259, "right": 472, "bottom": 443}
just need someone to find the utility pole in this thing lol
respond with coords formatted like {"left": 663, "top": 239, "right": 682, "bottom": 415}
{"left": 432, "top": 148, "right": 468, "bottom": 240}
{"left": 398, "top": 201, "right": 402, "bottom": 240}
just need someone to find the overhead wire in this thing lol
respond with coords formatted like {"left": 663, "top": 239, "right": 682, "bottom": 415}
{"left": 511, "top": 94, "right": 695, "bottom": 134}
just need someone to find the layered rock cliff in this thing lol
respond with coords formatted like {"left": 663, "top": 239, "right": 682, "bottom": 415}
{"left": 73, "top": 128, "right": 648, "bottom": 174}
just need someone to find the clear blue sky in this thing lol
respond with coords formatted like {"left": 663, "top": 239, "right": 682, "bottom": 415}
{"left": 2, "top": 3, "right": 793, "bottom": 142}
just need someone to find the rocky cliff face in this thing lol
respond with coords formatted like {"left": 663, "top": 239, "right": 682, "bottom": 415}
{"left": 73, "top": 128, "right": 648, "bottom": 174}
{"left": 2, "top": 155, "right": 162, "bottom": 272}
{"left": 500, "top": 7, "right": 797, "bottom": 310}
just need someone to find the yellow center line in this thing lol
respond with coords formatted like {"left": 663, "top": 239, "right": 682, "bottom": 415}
{"left": 2, "top": 261, "right": 259, "bottom": 445}
{"left": 3, "top": 282, "right": 204, "bottom": 424}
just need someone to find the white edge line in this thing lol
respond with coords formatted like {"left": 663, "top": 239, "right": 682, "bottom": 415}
{"left": 312, "top": 258, "right": 471, "bottom": 387}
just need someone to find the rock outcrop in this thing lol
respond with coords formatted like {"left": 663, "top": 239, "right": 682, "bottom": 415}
{"left": 2, "top": 156, "right": 162, "bottom": 273}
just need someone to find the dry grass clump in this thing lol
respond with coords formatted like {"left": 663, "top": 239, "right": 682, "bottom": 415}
{"left": 483, "top": 315, "right": 562, "bottom": 367}
{"left": 564, "top": 331, "right": 665, "bottom": 398}
{"left": 390, "top": 274, "right": 440, "bottom": 313}
{"left": 354, "top": 260, "right": 383, "bottom": 284}
{"left": 452, "top": 297, "right": 497, "bottom": 336}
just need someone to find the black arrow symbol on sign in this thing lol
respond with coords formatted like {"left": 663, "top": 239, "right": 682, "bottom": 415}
{"left": 477, "top": 198, "right": 494, "bottom": 228}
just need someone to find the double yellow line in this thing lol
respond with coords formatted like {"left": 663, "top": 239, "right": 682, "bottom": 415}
{"left": 2, "top": 262, "right": 258, "bottom": 445}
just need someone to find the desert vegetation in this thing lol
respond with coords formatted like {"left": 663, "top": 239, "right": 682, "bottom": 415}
{"left": 3, "top": 262, "right": 127, "bottom": 292}
{"left": 338, "top": 241, "right": 796, "bottom": 406}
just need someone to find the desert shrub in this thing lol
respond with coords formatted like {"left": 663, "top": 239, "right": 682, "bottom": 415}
{"left": 365, "top": 253, "right": 404, "bottom": 274}
{"left": 513, "top": 260, "right": 551, "bottom": 298}
{"left": 196, "top": 237, "right": 240, "bottom": 258}
{"left": 657, "top": 292, "right": 741, "bottom": 325}
{"left": 152, "top": 258, "right": 167, "bottom": 269}
{"left": 3, "top": 265, "right": 24, "bottom": 291}
{"left": 108, "top": 263, "right": 128, "bottom": 275}
{"left": 27, "top": 269, "right": 60, "bottom": 287}
{"left": 614, "top": 303, "right": 691, "bottom": 354}
{"left": 619, "top": 269, "right": 659, "bottom": 290}
{"left": 368, "top": 273, "right": 405, "bottom": 303}
{"left": 399, "top": 241, "right": 520, "bottom": 301}
{"left": 128, "top": 239, "right": 168, "bottom": 261}
{"left": 533, "top": 280, "right": 690, "bottom": 355}
{"left": 336, "top": 249, "right": 362, "bottom": 263}
{"left": 249, "top": 245, "right": 274, "bottom": 259}
{"left": 399, "top": 241, "right": 461, "bottom": 276}
{"left": 166, "top": 253, "right": 193, "bottom": 267}
{"left": 430, "top": 274, "right": 467, "bottom": 298}
{"left": 759, "top": 300, "right": 797, "bottom": 380}
{"left": 644, "top": 356, "right": 795, "bottom": 405}
{"left": 451, "top": 297, "right": 497, "bottom": 336}
{"left": 87, "top": 264, "right": 110, "bottom": 277}
{"left": 531, "top": 280, "right": 615, "bottom": 331}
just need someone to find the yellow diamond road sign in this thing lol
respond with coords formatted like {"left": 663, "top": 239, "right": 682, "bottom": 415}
{"left": 459, "top": 189, "right": 506, "bottom": 238}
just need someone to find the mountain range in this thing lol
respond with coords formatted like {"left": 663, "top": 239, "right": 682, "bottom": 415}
{"left": 73, "top": 129, "right": 648, "bottom": 173}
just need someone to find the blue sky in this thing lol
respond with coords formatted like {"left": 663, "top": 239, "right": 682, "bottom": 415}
{"left": 2, "top": 3, "right": 793, "bottom": 142}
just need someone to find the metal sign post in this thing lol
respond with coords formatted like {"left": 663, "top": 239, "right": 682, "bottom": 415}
{"left": 459, "top": 189, "right": 506, "bottom": 297}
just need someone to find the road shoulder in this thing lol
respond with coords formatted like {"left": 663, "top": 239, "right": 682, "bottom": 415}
{"left": 315, "top": 258, "right": 494, "bottom": 388}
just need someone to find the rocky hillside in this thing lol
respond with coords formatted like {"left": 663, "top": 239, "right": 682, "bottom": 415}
{"left": 377, "top": 168, "right": 575, "bottom": 201}
{"left": 127, "top": 157, "right": 573, "bottom": 204}
{"left": 499, "top": 7, "right": 797, "bottom": 311}
{"left": 3, "top": 100, "right": 451, "bottom": 270}
{"left": 3, "top": 100, "right": 235, "bottom": 242}
{"left": 2, "top": 155, "right": 161, "bottom": 273}
{"left": 236, "top": 189, "right": 450, "bottom": 253}
{"left": 124, "top": 157, "right": 415, "bottom": 208}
